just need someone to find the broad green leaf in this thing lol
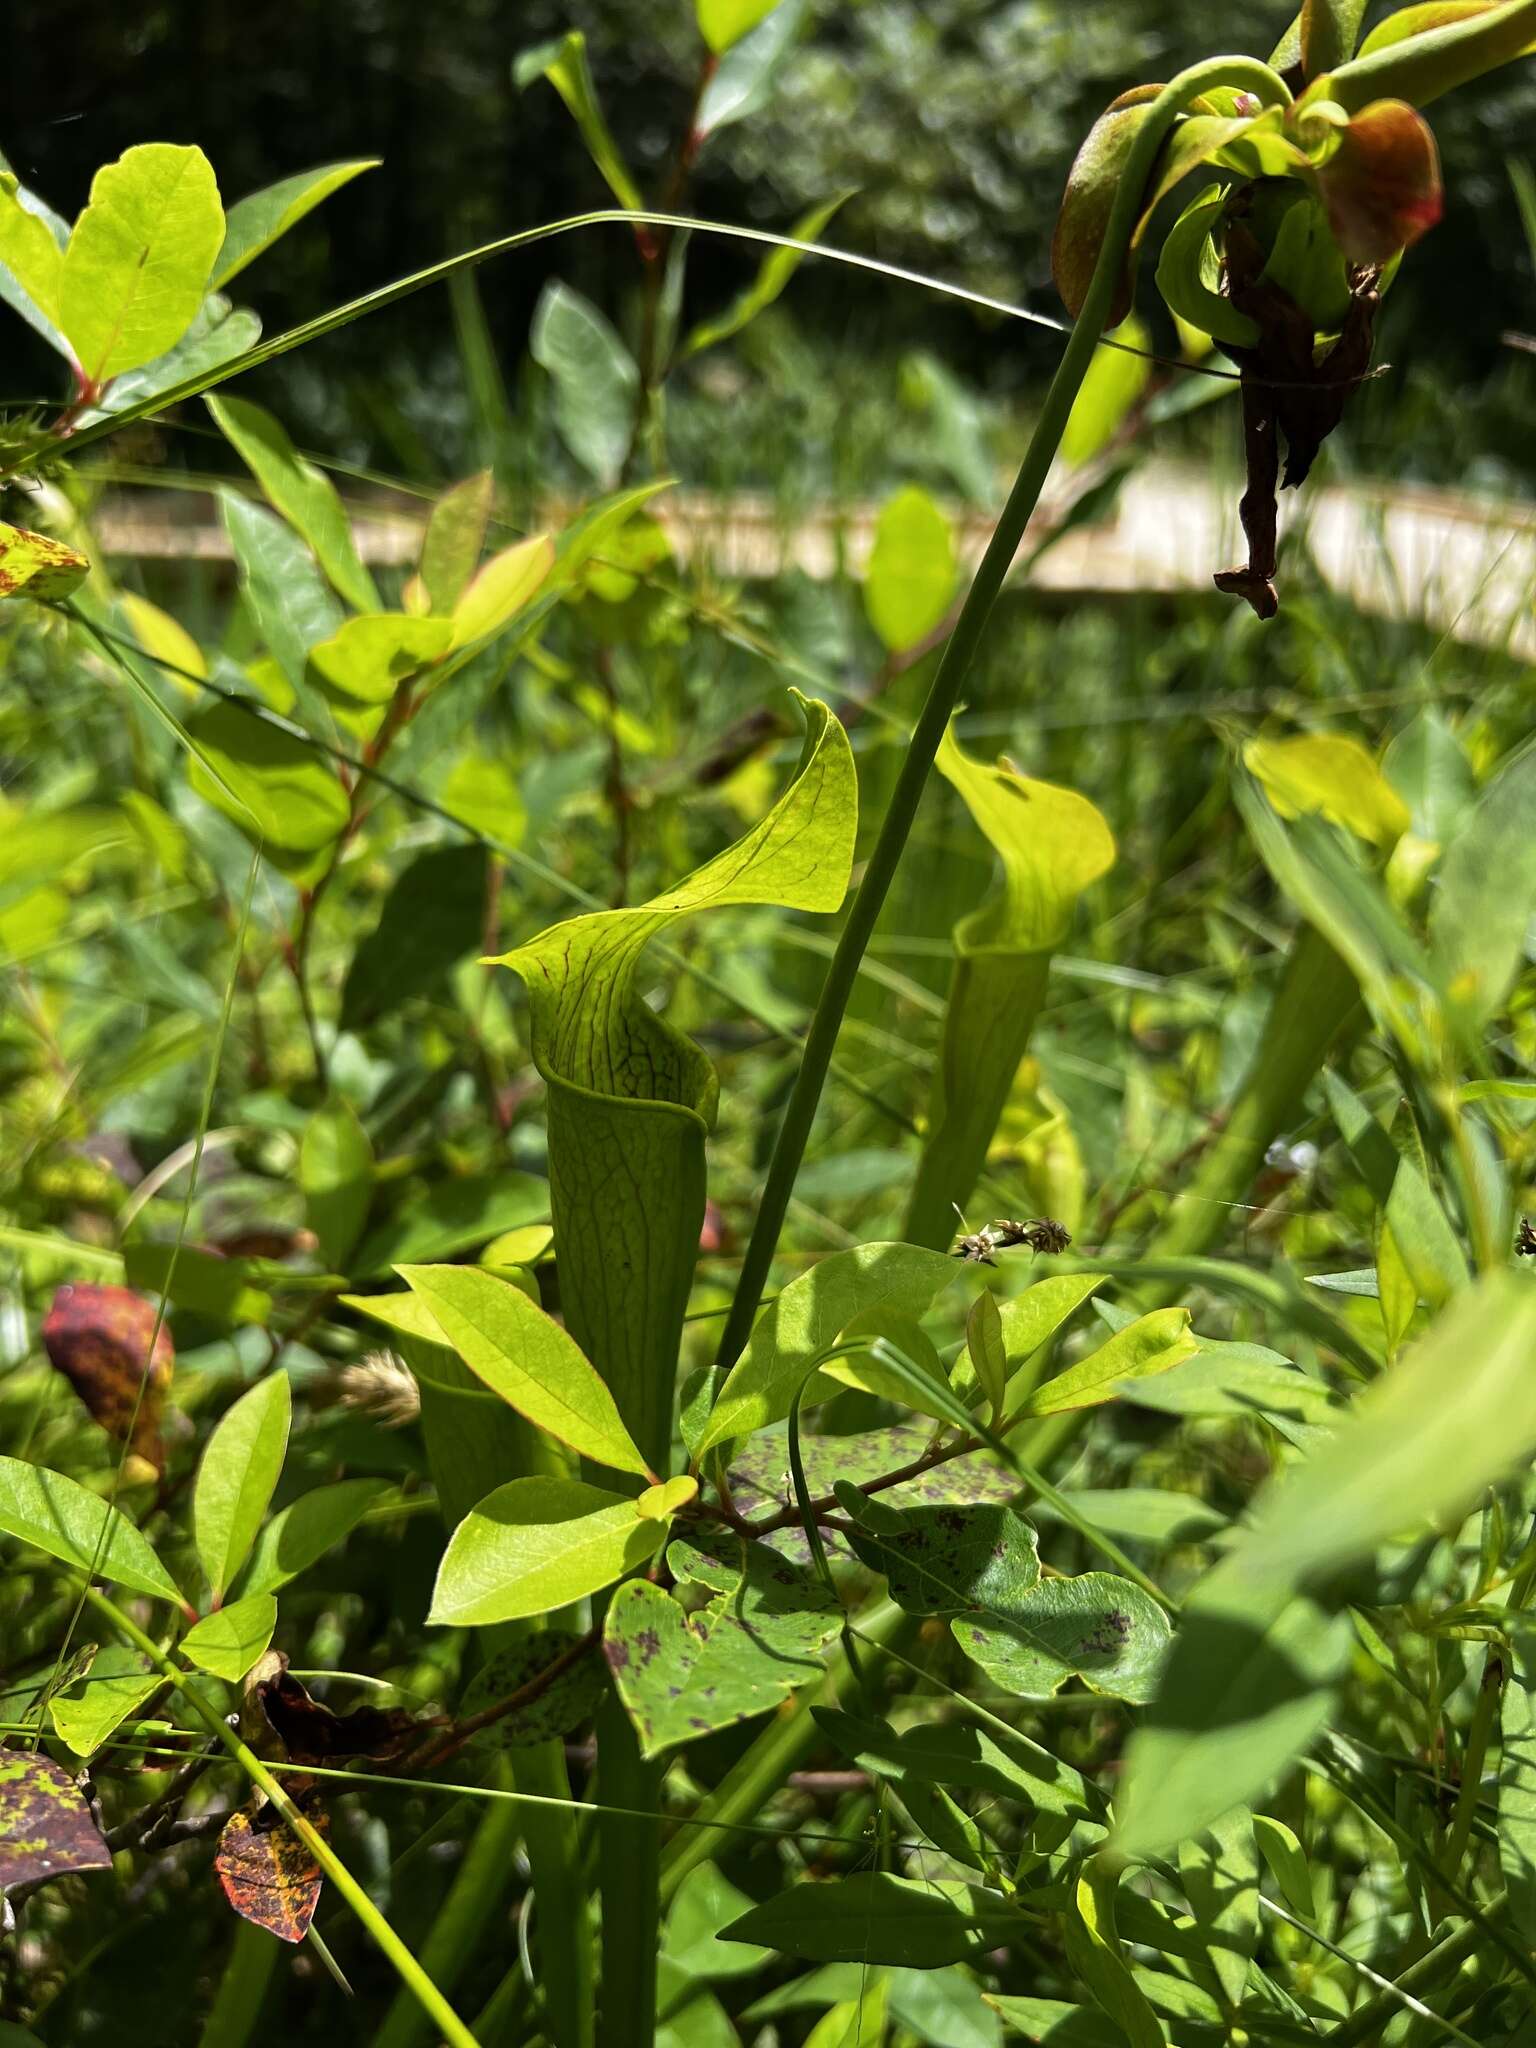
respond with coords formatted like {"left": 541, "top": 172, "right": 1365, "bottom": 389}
{"left": 905, "top": 727, "right": 1114, "bottom": 1247}
{"left": 954, "top": 1573, "right": 1172, "bottom": 1703}
{"left": 1322, "top": 1068, "right": 1467, "bottom": 1308}
{"left": 208, "top": 394, "right": 379, "bottom": 613}
{"left": 213, "top": 160, "right": 378, "bottom": 288}
{"left": 730, "top": 1423, "right": 1020, "bottom": 1517}
{"left": 697, "top": 0, "right": 808, "bottom": 138}
{"left": 459, "top": 1630, "right": 608, "bottom": 1752}
{"left": 243, "top": 1478, "right": 389, "bottom": 1596}
{"left": 1156, "top": 185, "right": 1260, "bottom": 350}
{"left": 339, "top": 843, "right": 488, "bottom": 1032}
{"left": 1429, "top": 740, "right": 1536, "bottom": 1029}
{"left": 123, "top": 1242, "right": 272, "bottom": 1326}
{"left": 1120, "top": 1342, "right": 1340, "bottom": 1427}
{"left": 218, "top": 487, "right": 344, "bottom": 696}
{"left": 48, "top": 1647, "right": 160, "bottom": 1757}
{"left": 815, "top": 1705, "right": 1100, "bottom": 1823}
{"left": 987, "top": 2002, "right": 1117, "bottom": 2046}
{"left": 1179, "top": 1807, "right": 1259, "bottom": 2006}
{"left": 58, "top": 145, "right": 224, "bottom": 382}
{"left": 700, "top": 1241, "right": 956, "bottom": 1450}
{"left": 637, "top": 1476, "right": 699, "bottom": 1519}
{"left": 819, "top": 1308, "right": 956, "bottom": 1425}
{"left": 1382, "top": 707, "right": 1474, "bottom": 843}
{"left": 186, "top": 697, "right": 349, "bottom": 873}
{"left": 0, "top": 173, "right": 65, "bottom": 344}
{"left": 1022, "top": 1308, "right": 1196, "bottom": 1416}
{"left": 839, "top": 1496, "right": 1041, "bottom": 1619}
{"left": 1246, "top": 734, "right": 1409, "bottom": 851}
{"left": 1502, "top": 1624, "right": 1536, "bottom": 1944}
{"left": 1060, "top": 315, "right": 1151, "bottom": 465}
{"left": 0, "top": 1454, "right": 181, "bottom": 1603}
{"left": 605, "top": 1531, "right": 840, "bottom": 1756}
{"left": 397, "top": 1263, "right": 650, "bottom": 1477}
{"left": 997, "top": 1275, "right": 1105, "bottom": 1410}
{"left": 805, "top": 1983, "right": 890, "bottom": 2048}
{"left": 352, "top": 1169, "right": 549, "bottom": 1276}
{"left": 300, "top": 1094, "right": 374, "bottom": 1271}
{"left": 419, "top": 471, "right": 494, "bottom": 613}
{"left": 450, "top": 533, "right": 555, "bottom": 650}
{"left": 0, "top": 523, "right": 89, "bottom": 603}
{"left": 722, "top": 1873, "right": 1018, "bottom": 1967}
{"left": 531, "top": 281, "right": 639, "bottom": 487}
{"left": 1252, "top": 1813, "right": 1315, "bottom": 1921}
{"left": 863, "top": 486, "right": 957, "bottom": 654}
{"left": 430, "top": 1475, "right": 668, "bottom": 1626}
{"left": 121, "top": 593, "right": 207, "bottom": 684}
{"left": 439, "top": 754, "right": 525, "bottom": 844}
{"left": 514, "top": 33, "right": 644, "bottom": 213}
{"left": 1033, "top": 1488, "right": 1227, "bottom": 1546}
{"left": 1064, "top": 1867, "right": 1164, "bottom": 2048}
{"left": 497, "top": 693, "right": 856, "bottom": 1467}
{"left": 181, "top": 1593, "right": 278, "bottom": 1681}
{"left": 192, "top": 1373, "right": 292, "bottom": 1602}
{"left": 679, "top": 192, "right": 848, "bottom": 359}
{"left": 696, "top": 0, "right": 779, "bottom": 51}
{"left": 307, "top": 614, "right": 451, "bottom": 705}
{"left": 1332, "top": 0, "right": 1536, "bottom": 108}
{"left": 88, "top": 293, "right": 260, "bottom": 420}
{"left": 664, "top": 1864, "right": 772, "bottom": 1981}
{"left": 966, "top": 1290, "right": 1007, "bottom": 1421}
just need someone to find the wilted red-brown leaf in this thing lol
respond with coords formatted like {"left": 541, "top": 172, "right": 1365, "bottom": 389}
{"left": 214, "top": 1786, "right": 328, "bottom": 1943}
{"left": 1317, "top": 99, "right": 1443, "bottom": 265}
{"left": 0, "top": 1748, "right": 113, "bottom": 1890}
{"left": 254, "top": 1663, "right": 430, "bottom": 1766}
{"left": 1051, "top": 84, "right": 1164, "bottom": 326}
{"left": 42, "top": 1283, "right": 173, "bottom": 1471}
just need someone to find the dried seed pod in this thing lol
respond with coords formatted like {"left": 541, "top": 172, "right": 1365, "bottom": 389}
{"left": 41, "top": 1283, "right": 173, "bottom": 1473}
{"left": 989, "top": 1218, "right": 1073, "bottom": 1256}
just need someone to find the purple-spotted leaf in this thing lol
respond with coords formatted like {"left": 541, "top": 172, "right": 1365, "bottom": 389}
{"left": 837, "top": 1496, "right": 1042, "bottom": 1620}
{"left": 0, "top": 523, "right": 89, "bottom": 603}
{"left": 604, "top": 1532, "right": 840, "bottom": 1757}
{"left": 953, "top": 1572, "right": 1173, "bottom": 1704}
{"left": 0, "top": 1751, "right": 112, "bottom": 1889}
{"left": 215, "top": 1788, "right": 327, "bottom": 1943}
{"left": 1315, "top": 99, "right": 1443, "bottom": 263}
{"left": 459, "top": 1629, "right": 608, "bottom": 1751}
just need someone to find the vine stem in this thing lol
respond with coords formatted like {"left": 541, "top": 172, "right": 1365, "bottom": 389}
{"left": 714, "top": 52, "right": 1292, "bottom": 1372}
{"left": 79, "top": 1585, "right": 481, "bottom": 2048}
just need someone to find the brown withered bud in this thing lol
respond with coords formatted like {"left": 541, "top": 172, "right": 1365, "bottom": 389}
{"left": 42, "top": 1283, "right": 173, "bottom": 1473}
{"left": 989, "top": 1218, "right": 1073, "bottom": 1256}
{"left": 1516, "top": 1218, "right": 1536, "bottom": 1257}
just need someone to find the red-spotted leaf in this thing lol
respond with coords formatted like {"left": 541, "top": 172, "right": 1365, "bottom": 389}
{"left": 214, "top": 1788, "right": 328, "bottom": 1943}
{"left": 42, "top": 1283, "right": 174, "bottom": 1471}
{"left": 1316, "top": 99, "right": 1443, "bottom": 263}
{"left": 0, "top": 1751, "right": 112, "bottom": 1889}
{"left": 0, "top": 523, "right": 89, "bottom": 603}
{"left": 1051, "top": 86, "right": 1163, "bottom": 324}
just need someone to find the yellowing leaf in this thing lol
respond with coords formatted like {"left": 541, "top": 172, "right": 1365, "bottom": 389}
{"left": 120, "top": 593, "right": 207, "bottom": 683}
{"left": 1060, "top": 315, "right": 1151, "bottom": 465}
{"left": 308, "top": 613, "right": 452, "bottom": 703}
{"left": 1022, "top": 1308, "right": 1197, "bottom": 1416}
{"left": 1245, "top": 733, "right": 1410, "bottom": 850}
{"left": 450, "top": 533, "right": 555, "bottom": 649}
{"left": 637, "top": 1475, "right": 699, "bottom": 1520}
{"left": 0, "top": 522, "right": 89, "bottom": 602}
{"left": 696, "top": 0, "right": 780, "bottom": 51}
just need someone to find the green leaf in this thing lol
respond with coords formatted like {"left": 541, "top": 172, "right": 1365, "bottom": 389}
{"left": 679, "top": 193, "right": 848, "bottom": 360}
{"left": 301, "top": 1094, "right": 374, "bottom": 1272}
{"left": 339, "top": 844, "right": 488, "bottom": 1033}
{"left": 307, "top": 614, "right": 451, "bottom": 705}
{"left": 966, "top": 1290, "right": 1007, "bottom": 1422}
{"left": 496, "top": 693, "right": 856, "bottom": 1467}
{"left": 123, "top": 1242, "right": 272, "bottom": 1326}
{"left": 192, "top": 1373, "right": 292, "bottom": 1602}
{"left": 1118, "top": 1342, "right": 1340, "bottom": 1427}
{"left": 450, "top": 534, "right": 555, "bottom": 650}
{"left": 1246, "top": 734, "right": 1410, "bottom": 852}
{"left": 418, "top": 471, "right": 494, "bottom": 613}
{"left": 701, "top": 1241, "right": 956, "bottom": 1450}
{"left": 863, "top": 486, "right": 957, "bottom": 654}
{"left": 0, "top": 1454, "right": 181, "bottom": 1603}
{"left": 1033, "top": 1488, "right": 1227, "bottom": 1546}
{"left": 352, "top": 1169, "right": 549, "bottom": 1276}
{"left": 986, "top": 2001, "right": 1116, "bottom": 2047}
{"left": 1333, "top": 0, "right": 1536, "bottom": 109}
{"left": 1252, "top": 1813, "right": 1315, "bottom": 1921}
{"left": 605, "top": 1531, "right": 840, "bottom": 1756}
{"left": 531, "top": 281, "right": 639, "bottom": 487}
{"left": 1021, "top": 1308, "right": 1197, "bottom": 1417}
{"left": 1155, "top": 185, "right": 1261, "bottom": 350}
{"left": 207, "top": 393, "right": 379, "bottom": 612}
{"left": 697, "top": 0, "right": 808, "bottom": 139}
{"left": 459, "top": 1630, "right": 607, "bottom": 1751}
{"left": 186, "top": 697, "right": 349, "bottom": 873}
{"left": 0, "top": 523, "right": 89, "bottom": 604}
{"left": 954, "top": 1573, "right": 1173, "bottom": 1703}
{"left": 242, "top": 1478, "right": 389, "bottom": 1596}
{"left": 1501, "top": 1624, "right": 1536, "bottom": 1944}
{"left": 1178, "top": 1806, "right": 1259, "bottom": 2006}
{"left": 696, "top": 0, "right": 780, "bottom": 51}
{"left": 805, "top": 1982, "right": 890, "bottom": 2048}
{"left": 1382, "top": 707, "right": 1474, "bottom": 843}
{"left": 818, "top": 1308, "right": 957, "bottom": 1425}
{"left": 58, "top": 145, "right": 224, "bottom": 382}
{"left": 92, "top": 294, "right": 260, "bottom": 420}
{"left": 839, "top": 1496, "right": 1042, "bottom": 1619}
{"left": 815, "top": 1705, "right": 1100, "bottom": 1823}
{"left": 514, "top": 33, "right": 644, "bottom": 214}
{"left": 722, "top": 1873, "right": 1018, "bottom": 1968}
{"left": 181, "top": 1593, "right": 278, "bottom": 1681}
{"left": 217, "top": 487, "right": 345, "bottom": 697}
{"left": 430, "top": 1475, "right": 668, "bottom": 1627}
{"left": 0, "top": 172, "right": 65, "bottom": 350}
{"left": 48, "top": 1646, "right": 160, "bottom": 1757}
{"left": 1060, "top": 316, "right": 1151, "bottom": 465}
{"left": 213, "top": 160, "right": 378, "bottom": 289}
{"left": 397, "top": 1263, "right": 650, "bottom": 1477}
{"left": 1429, "top": 740, "right": 1536, "bottom": 1030}
{"left": 663, "top": 1863, "right": 771, "bottom": 1981}
{"left": 1062, "top": 1867, "right": 1164, "bottom": 2048}
{"left": 1322, "top": 1068, "right": 1468, "bottom": 1309}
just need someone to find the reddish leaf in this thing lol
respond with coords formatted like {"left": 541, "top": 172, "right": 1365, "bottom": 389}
{"left": 0, "top": 1749, "right": 112, "bottom": 1889}
{"left": 255, "top": 1664, "right": 429, "bottom": 1765}
{"left": 1051, "top": 85, "right": 1163, "bottom": 325}
{"left": 215, "top": 1787, "right": 328, "bottom": 1943}
{"left": 42, "top": 1284, "right": 174, "bottom": 1472}
{"left": 1317, "top": 99, "right": 1443, "bottom": 263}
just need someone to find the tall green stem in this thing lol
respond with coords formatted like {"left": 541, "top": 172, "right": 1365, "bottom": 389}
{"left": 196, "top": 1920, "right": 278, "bottom": 2048}
{"left": 715, "top": 53, "right": 1292, "bottom": 1369}
{"left": 595, "top": 1691, "right": 663, "bottom": 2048}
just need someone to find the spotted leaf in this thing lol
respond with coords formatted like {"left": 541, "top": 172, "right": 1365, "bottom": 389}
{"left": 954, "top": 1572, "right": 1174, "bottom": 1703}
{"left": 42, "top": 1283, "right": 173, "bottom": 1471}
{"left": 0, "top": 523, "right": 89, "bottom": 604}
{"left": 214, "top": 1788, "right": 327, "bottom": 1943}
{"left": 0, "top": 1751, "right": 111, "bottom": 1890}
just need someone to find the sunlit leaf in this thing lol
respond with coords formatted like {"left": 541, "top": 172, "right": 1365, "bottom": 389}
{"left": 954, "top": 1573, "right": 1173, "bottom": 1703}
{"left": 697, "top": 0, "right": 808, "bottom": 139}
{"left": 207, "top": 393, "right": 379, "bottom": 612}
{"left": 838, "top": 1495, "right": 1042, "bottom": 1619}
{"left": 679, "top": 192, "right": 848, "bottom": 360}
{"left": 213, "top": 159, "right": 378, "bottom": 288}
{"left": 514, "top": 33, "right": 644, "bottom": 213}
{"left": 181, "top": 1593, "right": 278, "bottom": 1681}
{"left": 0, "top": 1454, "right": 181, "bottom": 1603}
{"left": 215, "top": 1788, "right": 327, "bottom": 1943}
{"left": 48, "top": 1646, "right": 160, "bottom": 1757}
{"left": 1245, "top": 734, "right": 1410, "bottom": 850}
{"left": 1060, "top": 316, "right": 1152, "bottom": 465}
{"left": 430, "top": 1475, "right": 668, "bottom": 1626}
{"left": 243, "top": 1478, "right": 390, "bottom": 1596}
{"left": 531, "top": 280, "right": 639, "bottom": 487}
{"left": 192, "top": 1373, "right": 292, "bottom": 1602}
{"left": 696, "top": 0, "right": 779, "bottom": 52}
{"left": 449, "top": 533, "right": 555, "bottom": 650}
{"left": 0, "top": 522, "right": 89, "bottom": 603}
{"left": 863, "top": 486, "right": 958, "bottom": 653}
{"left": 1021, "top": 1307, "right": 1196, "bottom": 1416}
